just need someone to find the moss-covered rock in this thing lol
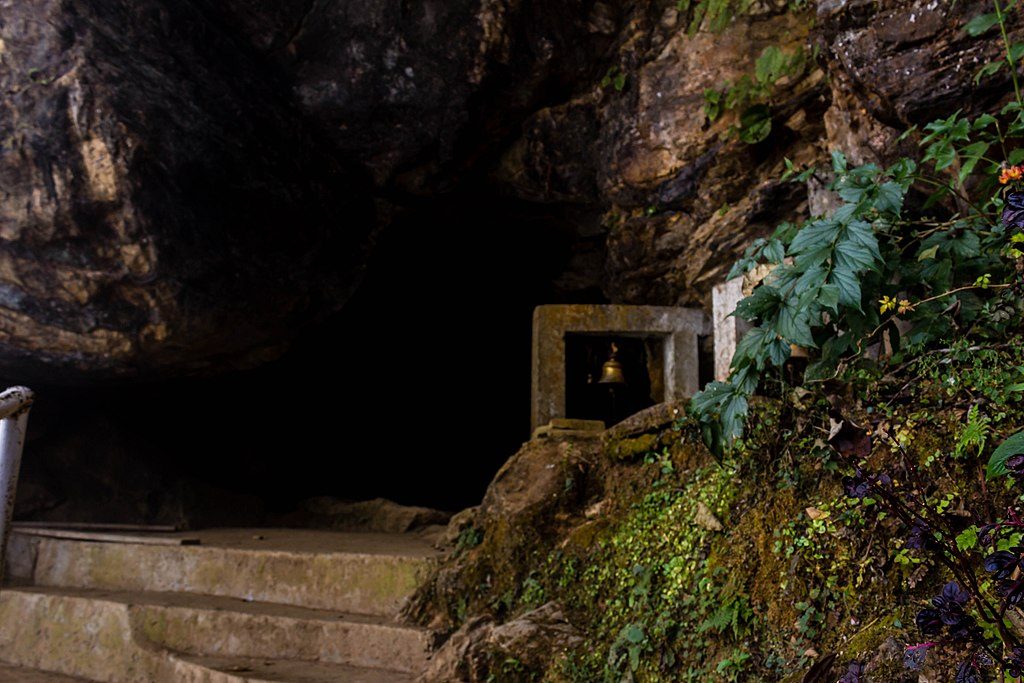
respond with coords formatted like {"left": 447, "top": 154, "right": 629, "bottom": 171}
{"left": 410, "top": 340, "right": 1024, "bottom": 681}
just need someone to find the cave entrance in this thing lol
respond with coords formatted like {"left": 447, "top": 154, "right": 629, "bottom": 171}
{"left": 15, "top": 189, "right": 612, "bottom": 526}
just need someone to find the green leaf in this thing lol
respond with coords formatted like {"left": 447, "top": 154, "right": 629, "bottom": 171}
{"left": 721, "top": 393, "right": 748, "bottom": 440}
{"left": 834, "top": 222, "right": 881, "bottom": 273}
{"left": 818, "top": 283, "right": 840, "bottom": 313}
{"left": 948, "top": 230, "right": 980, "bottom": 259}
{"left": 973, "top": 114, "right": 997, "bottom": 130}
{"left": 734, "top": 285, "right": 783, "bottom": 323}
{"left": 777, "top": 301, "right": 816, "bottom": 347}
{"left": 767, "top": 337, "right": 791, "bottom": 367}
{"left": 1010, "top": 148, "right": 1024, "bottom": 165}
{"left": 956, "top": 526, "right": 979, "bottom": 552}
{"left": 987, "top": 431, "right": 1024, "bottom": 479}
{"left": 804, "top": 357, "right": 838, "bottom": 381}
{"left": 755, "top": 46, "right": 785, "bottom": 84}
{"left": 734, "top": 327, "right": 769, "bottom": 367}
{"left": 958, "top": 141, "right": 990, "bottom": 182}
{"left": 874, "top": 181, "right": 904, "bottom": 214}
{"left": 975, "top": 60, "right": 1005, "bottom": 83}
{"left": 830, "top": 265, "right": 862, "bottom": 309}
{"left": 925, "top": 141, "right": 957, "bottom": 170}
{"left": 831, "top": 150, "right": 848, "bottom": 173}
{"left": 739, "top": 104, "right": 772, "bottom": 144}
{"left": 625, "top": 625, "right": 645, "bottom": 644}
{"left": 918, "top": 244, "right": 940, "bottom": 261}
{"left": 837, "top": 183, "right": 867, "bottom": 204}
{"left": 964, "top": 12, "right": 999, "bottom": 36}
{"left": 763, "top": 238, "right": 786, "bottom": 263}
{"left": 790, "top": 219, "right": 839, "bottom": 255}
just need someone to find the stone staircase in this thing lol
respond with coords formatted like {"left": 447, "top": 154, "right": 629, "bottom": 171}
{"left": 0, "top": 528, "right": 441, "bottom": 682}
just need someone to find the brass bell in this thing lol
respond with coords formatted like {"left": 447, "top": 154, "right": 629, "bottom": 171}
{"left": 597, "top": 343, "right": 627, "bottom": 385}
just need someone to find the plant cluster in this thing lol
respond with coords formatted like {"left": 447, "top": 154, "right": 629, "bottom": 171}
{"left": 825, "top": 424, "right": 1024, "bottom": 681}
{"left": 692, "top": 0, "right": 1024, "bottom": 458}
{"left": 703, "top": 45, "right": 808, "bottom": 143}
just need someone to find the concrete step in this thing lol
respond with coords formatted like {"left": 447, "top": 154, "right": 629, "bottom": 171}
{"left": 8, "top": 528, "right": 439, "bottom": 617}
{"left": 0, "top": 663, "right": 92, "bottom": 682}
{"left": 0, "top": 585, "right": 425, "bottom": 682}
{"left": 1, "top": 585, "right": 434, "bottom": 673}
{"left": 175, "top": 655, "right": 416, "bottom": 682}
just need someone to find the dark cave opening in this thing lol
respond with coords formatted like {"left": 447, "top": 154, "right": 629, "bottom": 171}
{"left": 13, "top": 189, "right": 608, "bottom": 524}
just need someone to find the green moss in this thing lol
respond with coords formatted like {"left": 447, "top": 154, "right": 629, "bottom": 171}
{"left": 607, "top": 433, "right": 661, "bottom": 461}
{"left": 411, "top": 339, "right": 1024, "bottom": 681}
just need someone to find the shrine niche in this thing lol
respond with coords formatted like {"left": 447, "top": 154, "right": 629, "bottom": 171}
{"left": 531, "top": 305, "right": 709, "bottom": 433}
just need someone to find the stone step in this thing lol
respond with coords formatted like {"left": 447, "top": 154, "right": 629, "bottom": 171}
{"left": 8, "top": 528, "right": 439, "bottom": 616}
{"left": 175, "top": 655, "right": 416, "bottom": 683}
{"left": 0, "top": 586, "right": 425, "bottom": 682}
{"left": 0, "top": 663, "right": 92, "bottom": 682}
{"left": 1, "top": 586, "right": 434, "bottom": 673}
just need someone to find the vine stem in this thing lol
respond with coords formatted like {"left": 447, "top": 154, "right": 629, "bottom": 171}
{"left": 835, "top": 283, "right": 1013, "bottom": 368}
{"left": 994, "top": 0, "right": 1023, "bottom": 105}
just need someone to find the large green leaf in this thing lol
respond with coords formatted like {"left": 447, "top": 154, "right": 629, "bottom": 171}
{"left": 830, "top": 265, "right": 862, "bottom": 309}
{"left": 734, "top": 285, "right": 782, "bottom": 323}
{"left": 789, "top": 219, "right": 838, "bottom": 255}
{"left": 874, "top": 181, "right": 905, "bottom": 214}
{"left": 777, "top": 301, "right": 816, "bottom": 347}
{"left": 818, "top": 283, "right": 840, "bottom": 312}
{"left": 834, "top": 233, "right": 879, "bottom": 273}
{"left": 734, "top": 327, "right": 769, "bottom": 368}
{"left": 987, "top": 431, "right": 1024, "bottom": 479}
{"left": 964, "top": 12, "right": 999, "bottom": 36}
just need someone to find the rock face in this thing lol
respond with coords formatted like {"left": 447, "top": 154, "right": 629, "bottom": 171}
{"left": 0, "top": 0, "right": 375, "bottom": 382}
{"left": 212, "top": 0, "right": 616, "bottom": 193}
{"left": 419, "top": 602, "right": 582, "bottom": 683}
{"left": 497, "top": 6, "right": 829, "bottom": 305}
{"left": 1, "top": 0, "right": 1015, "bottom": 380}
{"left": 816, "top": 0, "right": 1023, "bottom": 128}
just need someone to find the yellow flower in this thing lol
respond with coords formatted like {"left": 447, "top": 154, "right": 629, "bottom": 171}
{"left": 879, "top": 296, "right": 896, "bottom": 314}
{"left": 897, "top": 299, "right": 914, "bottom": 315}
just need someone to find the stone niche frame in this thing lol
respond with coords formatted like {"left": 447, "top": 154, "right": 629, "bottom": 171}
{"left": 531, "top": 305, "right": 710, "bottom": 432}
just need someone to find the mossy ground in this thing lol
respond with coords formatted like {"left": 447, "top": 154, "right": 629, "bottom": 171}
{"left": 413, "top": 337, "right": 1024, "bottom": 681}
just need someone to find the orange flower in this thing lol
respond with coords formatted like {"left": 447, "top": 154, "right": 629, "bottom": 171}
{"left": 1000, "top": 165, "right": 1024, "bottom": 184}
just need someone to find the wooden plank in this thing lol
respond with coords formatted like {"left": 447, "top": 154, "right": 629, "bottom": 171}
{"left": 12, "top": 522, "right": 179, "bottom": 533}
{"left": 11, "top": 528, "right": 199, "bottom": 546}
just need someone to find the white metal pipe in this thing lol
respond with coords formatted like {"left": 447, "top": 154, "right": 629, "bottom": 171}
{"left": 0, "top": 386, "right": 33, "bottom": 588}
{"left": 0, "top": 386, "right": 33, "bottom": 421}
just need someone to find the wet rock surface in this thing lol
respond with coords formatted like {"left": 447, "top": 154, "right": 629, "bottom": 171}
{"left": 0, "top": 0, "right": 375, "bottom": 382}
{"left": 1, "top": 0, "right": 1012, "bottom": 379}
{"left": 419, "top": 602, "right": 583, "bottom": 683}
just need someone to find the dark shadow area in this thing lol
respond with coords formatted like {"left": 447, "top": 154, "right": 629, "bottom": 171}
{"left": 12, "top": 189, "right": 608, "bottom": 523}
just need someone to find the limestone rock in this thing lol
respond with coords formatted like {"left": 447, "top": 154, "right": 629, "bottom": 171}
{"left": 0, "top": 0, "right": 374, "bottom": 382}
{"left": 603, "top": 400, "right": 688, "bottom": 441}
{"left": 419, "top": 602, "right": 582, "bottom": 683}
{"left": 480, "top": 439, "right": 594, "bottom": 520}
{"left": 212, "top": 0, "right": 618, "bottom": 192}
{"left": 497, "top": 7, "right": 827, "bottom": 306}
{"left": 443, "top": 506, "right": 482, "bottom": 546}
{"left": 278, "top": 497, "right": 453, "bottom": 534}
{"left": 815, "top": 0, "right": 1024, "bottom": 127}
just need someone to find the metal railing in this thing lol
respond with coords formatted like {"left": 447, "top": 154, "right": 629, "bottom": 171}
{"left": 0, "top": 386, "right": 33, "bottom": 588}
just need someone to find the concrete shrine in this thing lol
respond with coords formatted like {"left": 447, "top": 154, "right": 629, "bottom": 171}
{"left": 531, "top": 304, "right": 709, "bottom": 432}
